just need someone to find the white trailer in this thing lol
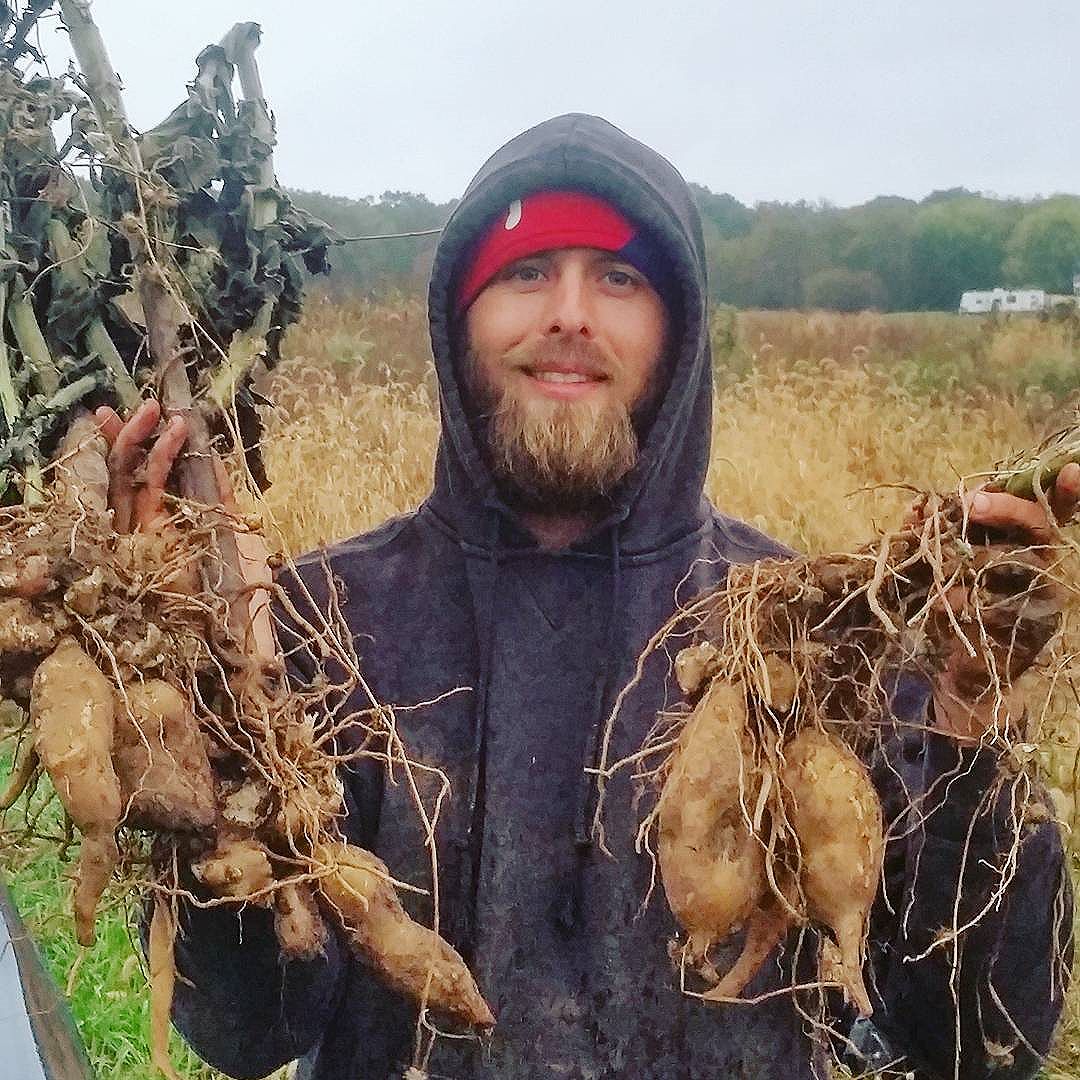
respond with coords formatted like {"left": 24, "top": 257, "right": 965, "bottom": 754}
{"left": 959, "top": 287, "right": 1048, "bottom": 314}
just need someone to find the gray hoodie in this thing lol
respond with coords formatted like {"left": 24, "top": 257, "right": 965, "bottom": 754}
{"left": 168, "top": 114, "right": 1070, "bottom": 1080}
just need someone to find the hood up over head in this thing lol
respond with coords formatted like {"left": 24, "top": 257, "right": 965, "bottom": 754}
{"left": 426, "top": 113, "right": 713, "bottom": 556}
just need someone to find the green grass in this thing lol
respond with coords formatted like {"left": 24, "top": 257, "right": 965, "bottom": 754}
{"left": 0, "top": 749, "right": 280, "bottom": 1080}
{"left": 5, "top": 303, "right": 1080, "bottom": 1077}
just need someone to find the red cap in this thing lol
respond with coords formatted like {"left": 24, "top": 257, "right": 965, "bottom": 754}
{"left": 457, "top": 190, "right": 637, "bottom": 312}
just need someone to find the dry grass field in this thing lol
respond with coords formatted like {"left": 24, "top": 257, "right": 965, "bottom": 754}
{"left": 4, "top": 299, "right": 1080, "bottom": 1078}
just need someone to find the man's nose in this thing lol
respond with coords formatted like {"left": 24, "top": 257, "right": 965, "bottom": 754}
{"left": 543, "top": 267, "right": 591, "bottom": 338}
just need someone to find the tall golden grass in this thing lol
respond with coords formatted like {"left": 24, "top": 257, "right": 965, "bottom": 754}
{"left": 5, "top": 302, "right": 1080, "bottom": 1078}
{"left": 264, "top": 303, "right": 1077, "bottom": 556}
{"left": 260, "top": 303, "right": 1080, "bottom": 1077}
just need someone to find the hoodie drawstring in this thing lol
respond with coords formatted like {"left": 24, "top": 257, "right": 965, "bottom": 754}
{"left": 559, "top": 525, "right": 623, "bottom": 934}
{"left": 454, "top": 509, "right": 502, "bottom": 963}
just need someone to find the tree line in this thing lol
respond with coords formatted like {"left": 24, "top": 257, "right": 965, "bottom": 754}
{"left": 290, "top": 185, "right": 1080, "bottom": 312}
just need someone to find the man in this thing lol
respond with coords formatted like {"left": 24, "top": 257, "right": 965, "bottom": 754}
{"left": 102, "top": 114, "right": 1072, "bottom": 1078}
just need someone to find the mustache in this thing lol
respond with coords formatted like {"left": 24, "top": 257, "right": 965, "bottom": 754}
{"left": 500, "top": 336, "right": 616, "bottom": 379}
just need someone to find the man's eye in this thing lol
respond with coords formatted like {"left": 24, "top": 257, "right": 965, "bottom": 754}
{"left": 605, "top": 268, "right": 637, "bottom": 288}
{"left": 509, "top": 264, "right": 544, "bottom": 283}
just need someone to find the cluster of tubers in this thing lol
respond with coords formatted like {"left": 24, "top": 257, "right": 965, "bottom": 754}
{"left": 657, "top": 668, "right": 881, "bottom": 1015}
{"left": 0, "top": 416, "right": 493, "bottom": 1079}
{"left": 637, "top": 473, "right": 1069, "bottom": 1020}
{"left": 0, "top": 10, "right": 495, "bottom": 1077}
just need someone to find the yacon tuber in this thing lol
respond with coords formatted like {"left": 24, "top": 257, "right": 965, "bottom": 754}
{"left": 780, "top": 726, "right": 882, "bottom": 1016}
{"left": 112, "top": 679, "right": 217, "bottom": 831}
{"left": 316, "top": 840, "right": 495, "bottom": 1030}
{"left": 657, "top": 679, "right": 765, "bottom": 971}
{"left": 31, "top": 637, "right": 123, "bottom": 945}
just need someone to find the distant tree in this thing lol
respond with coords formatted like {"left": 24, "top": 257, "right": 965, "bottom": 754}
{"left": 288, "top": 188, "right": 453, "bottom": 295}
{"left": 690, "top": 184, "right": 753, "bottom": 238}
{"left": 921, "top": 186, "right": 981, "bottom": 205}
{"left": 803, "top": 268, "right": 887, "bottom": 311}
{"left": 284, "top": 183, "right": 1080, "bottom": 313}
{"left": 1003, "top": 198, "right": 1080, "bottom": 291}
{"left": 861, "top": 195, "right": 917, "bottom": 211}
{"left": 909, "top": 198, "right": 1015, "bottom": 309}
{"left": 710, "top": 211, "right": 818, "bottom": 309}
{"left": 840, "top": 202, "right": 917, "bottom": 310}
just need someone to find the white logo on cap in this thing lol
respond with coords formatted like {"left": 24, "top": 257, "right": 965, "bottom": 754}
{"left": 505, "top": 199, "right": 522, "bottom": 230}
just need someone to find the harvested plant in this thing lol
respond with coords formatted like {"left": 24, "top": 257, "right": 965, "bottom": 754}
{"left": 0, "top": 5, "right": 489, "bottom": 1077}
{"left": 596, "top": 436, "right": 1078, "bottom": 1034}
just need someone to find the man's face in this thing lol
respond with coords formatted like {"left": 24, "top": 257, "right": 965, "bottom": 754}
{"left": 463, "top": 247, "right": 668, "bottom": 512}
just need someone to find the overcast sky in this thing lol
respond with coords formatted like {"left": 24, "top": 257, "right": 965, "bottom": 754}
{"left": 32, "top": 0, "right": 1080, "bottom": 208}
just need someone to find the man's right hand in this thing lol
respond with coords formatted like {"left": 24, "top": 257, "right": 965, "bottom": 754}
{"left": 94, "top": 399, "right": 278, "bottom": 664}
{"left": 94, "top": 399, "right": 188, "bottom": 535}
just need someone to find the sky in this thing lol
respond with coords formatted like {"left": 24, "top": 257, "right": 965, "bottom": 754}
{"left": 30, "top": 0, "right": 1080, "bottom": 208}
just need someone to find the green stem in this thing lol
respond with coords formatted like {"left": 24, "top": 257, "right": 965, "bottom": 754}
{"left": 8, "top": 291, "right": 59, "bottom": 397}
{"left": 991, "top": 454, "right": 1080, "bottom": 500}
{"left": 22, "top": 459, "right": 44, "bottom": 507}
{"left": 45, "top": 217, "right": 140, "bottom": 410}
{"left": 0, "top": 202, "right": 18, "bottom": 430}
{"left": 43, "top": 372, "right": 99, "bottom": 413}
{"left": 226, "top": 24, "right": 277, "bottom": 339}
{"left": 58, "top": 1, "right": 140, "bottom": 163}
{"left": 0, "top": 280, "right": 18, "bottom": 429}
{"left": 84, "top": 318, "right": 140, "bottom": 411}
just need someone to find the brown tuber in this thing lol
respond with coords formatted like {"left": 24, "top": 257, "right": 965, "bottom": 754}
{"left": 316, "top": 840, "right": 495, "bottom": 1030}
{"left": 31, "top": 637, "right": 123, "bottom": 944}
{"left": 657, "top": 679, "right": 765, "bottom": 972}
{"left": 780, "top": 727, "right": 882, "bottom": 1016}
{"left": 274, "top": 880, "right": 328, "bottom": 960}
{"left": 701, "top": 882, "right": 795, "bottom": 1002}
{"left": 192, "top": 835, "right": 274, "bottom": 899}
{"left": 652, "top": 667, "right": 886, "bottom": 1012}
{"left": 112, "top": 679, "right": 217, "bottom": 831}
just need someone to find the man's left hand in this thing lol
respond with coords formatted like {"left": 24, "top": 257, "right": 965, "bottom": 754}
{"left": 931, "top": 462, "right": 1080, "bottom": 739}
{"left": 965, "top": 462, "right": 1080, "bottom": 545}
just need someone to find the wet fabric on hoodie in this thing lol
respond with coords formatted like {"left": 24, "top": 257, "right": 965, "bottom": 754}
{"left": 168, "top": 114, "right": 1071, "bottom": 1080}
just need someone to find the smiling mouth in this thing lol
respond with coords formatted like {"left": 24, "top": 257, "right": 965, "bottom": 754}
{"left": 528, "top": 370, "right": 601, "bottom": 384}
{"left": 520, "top": 362, "right": 610, "bottom": 384}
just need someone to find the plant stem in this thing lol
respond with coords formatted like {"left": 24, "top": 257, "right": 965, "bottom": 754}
{"left": 0, "top": 280, "right": 17, "bottom": 430}
{"left": 0, "top": 207, "right": 18, "bottom": 429}
{"left": 221, "top": 23, "right": 278, "bottom": 336}
{"left": 987, "top": 432, "right": 1080, "bottom": 500}
{"left": 45, "top": 217, "right": 140, "bottom": 409}
{"left": 60, "top": 0, "right": 250, "bottom": 650}
{"left": 22, "top": 459, "right": 43, "bottom": 506}
{"left": 7, "top": 291, "right": 59, "bottom": 397}
{"left": 84, "top": 318, "right": 140, "bottom": 409}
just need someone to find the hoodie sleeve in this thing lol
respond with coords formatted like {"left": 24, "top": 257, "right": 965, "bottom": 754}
{"left": 162, "top": 761, "right": 381, "bottom": 1077}
{"left": 161, "top": 556, "right": 383, "bottom": 1078}
{"left": 168, "top": 885, "right": 347, "bottom": 1079}
{"left": 863, "top": 675, "right": 1072, "bottom": 1080}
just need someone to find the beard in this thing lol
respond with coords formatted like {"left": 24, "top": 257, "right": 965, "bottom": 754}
{"left": 464, "top": 341, "right": 643, "bottom": 514}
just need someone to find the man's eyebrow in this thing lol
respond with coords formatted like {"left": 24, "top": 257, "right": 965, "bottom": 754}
{"left": 593, "top": 252, "right": 634, "bottom": 265}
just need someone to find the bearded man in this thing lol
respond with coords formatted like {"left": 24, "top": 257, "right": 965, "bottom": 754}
{"left": 102, "top": 114, "right": 1073, "bottom": 1079}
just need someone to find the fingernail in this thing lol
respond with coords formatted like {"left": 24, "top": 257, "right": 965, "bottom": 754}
{"left": 971, "top": 494, "right": 990, "bottom": 515}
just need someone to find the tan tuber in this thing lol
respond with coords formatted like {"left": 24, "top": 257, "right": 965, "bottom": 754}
{"left": 656, "top": 680, "right": 765, "bottom": 971}
{"left": 780, "top": 727, "right": 882, "bottom": 1016}
{"left": 316, "top": 840, "right": 495, "bottom": 1030}
{"left": 112, "top": 679, "right": 217, "bottom": 831}
{"left": 31, "top": 636, "right": 123, "bottom": 945}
